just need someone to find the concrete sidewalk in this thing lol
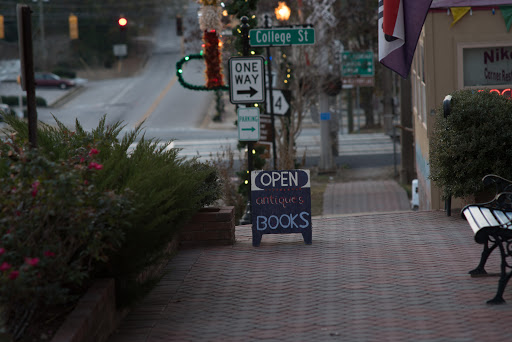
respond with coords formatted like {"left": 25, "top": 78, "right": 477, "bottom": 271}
{"left": 108, "top": 209, "right": 512, "bottom": 342}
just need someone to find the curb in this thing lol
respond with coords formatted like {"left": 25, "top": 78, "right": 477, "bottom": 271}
{"left": 48, "top": 85, "right": 86, "bottom": 108}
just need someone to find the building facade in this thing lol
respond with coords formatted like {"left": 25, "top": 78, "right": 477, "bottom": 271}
{"left": 412, "top": 1, "right": 512, "bottom": 210}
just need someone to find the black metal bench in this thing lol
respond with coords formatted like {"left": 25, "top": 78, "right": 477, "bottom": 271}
{"left": 462, "top": 174, "right": 512, "bottom": 304}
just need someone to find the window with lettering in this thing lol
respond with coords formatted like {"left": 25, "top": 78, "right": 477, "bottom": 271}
{"left": 463, "top": 46, "right": 512, "bottom": 87}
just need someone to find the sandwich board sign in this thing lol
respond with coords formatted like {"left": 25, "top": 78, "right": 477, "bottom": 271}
{"left": 251, "top": 169, "right": 312, "bottom": 247}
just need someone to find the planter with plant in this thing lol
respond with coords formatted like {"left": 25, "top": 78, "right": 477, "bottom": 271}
{"left": 0, "top": 115, "right": 222, "bottom": 340}
{"left": 430, "top": 89, "right": 512, "bottom": 201}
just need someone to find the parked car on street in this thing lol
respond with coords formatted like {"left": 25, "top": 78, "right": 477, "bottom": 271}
{"left": 35, "top": 72, "right": 75, "bottom": 89}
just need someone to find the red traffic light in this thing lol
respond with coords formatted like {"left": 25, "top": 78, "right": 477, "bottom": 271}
{"left": 118, "top": 17, "right": 127, "bottom": 27}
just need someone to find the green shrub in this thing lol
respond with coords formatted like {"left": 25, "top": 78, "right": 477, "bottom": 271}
{"left": 2, "top": 115, "right": 221, "bottom": 305}
{"left": 0, "top": 135, "right": 132, "bottom": 339}
{"left": 429, "top": 89, "right": 512, "bottom": 199}
{"left": 1, "top": 96, "right": 47, "bottom": 107}
{"left": 52, "top": 68, "right": 76, "bottom": 79}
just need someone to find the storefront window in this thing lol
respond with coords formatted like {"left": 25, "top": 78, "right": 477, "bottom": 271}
{"left": 463, "top": 45, "right": 512, "bottom": 87}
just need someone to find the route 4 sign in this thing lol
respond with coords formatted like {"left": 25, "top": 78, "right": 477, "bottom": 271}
{"left": 238, "top": 107, "right": 260, "bottom": 141}
{"left": 229, "top": 56, "right": 266, "bottom": 104}
{"left": 266, "top": 89, "right": 291, "bottom": 116}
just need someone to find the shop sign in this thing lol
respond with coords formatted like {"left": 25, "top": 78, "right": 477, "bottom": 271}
{"left": 251, "top": 170, "right": 312, "bottom": 247}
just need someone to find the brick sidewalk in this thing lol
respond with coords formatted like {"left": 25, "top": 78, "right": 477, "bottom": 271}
{"left": 109, "top": 211, "right": 512, "bottom": 342}
{"left": 323, "top": 179, "right": 410, "bottom": 215}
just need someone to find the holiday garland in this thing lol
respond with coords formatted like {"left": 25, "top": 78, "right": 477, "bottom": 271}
{"left": 176, "top": 54, "right": 228, "bottom": 91}
{"left": 199, "top": 0, "right": 225, "bottom": 89}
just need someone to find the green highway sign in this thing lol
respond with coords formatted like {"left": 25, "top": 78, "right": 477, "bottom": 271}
{"left": 249, "top": 28, "right": 315, "bottom": 47}
{"left": 342, "top": 51, "right": 374, "bottom": 77}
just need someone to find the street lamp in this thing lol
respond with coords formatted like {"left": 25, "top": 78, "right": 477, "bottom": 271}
{"left": 275, "top": 2, "right": 291, "bottom": 22}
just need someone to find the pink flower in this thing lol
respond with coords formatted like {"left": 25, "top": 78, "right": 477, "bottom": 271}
{"left": 9, "top": 271, "right": 19, "bottom": 280}
{"left": 0, "top": 262, "right": 11, "bottom": 272}
{"left": 88, "top": 162, "right": 103, "bottom": 170}
{"left": 0, "top": 247, "right": 5, "bottom": 255}
{"left": 84, "top": 180, "right": 89, "bottom": 185}
{"left": 31, "top": 181, "right": 40, "bottom": 197}
{"left": 25, "top": 257, "right": 39, "bottom": 266}
{"left": 89, "top": 148, "right": 99, "bottom": 155}
{"left": 80, "top": 157, "right": 85, "bottom": 163}
{"left": 44, "top": 251, "right": 56, "bottom": 258}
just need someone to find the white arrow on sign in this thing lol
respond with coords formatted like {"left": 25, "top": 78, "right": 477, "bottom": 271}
{"left": 238, "top": 107, "right": 260, "bottom": 141}
{"left": 266, "top": 89, "right": 290, "bottom": 116}
{"left": 229, "top": 56, "right": 266, "bottom": 104}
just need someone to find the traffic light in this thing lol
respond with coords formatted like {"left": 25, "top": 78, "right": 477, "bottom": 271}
{"left": 69, "top": 14, "right": 78, "bottom": 40}
{"left": 0, "top": 15, "right": 4, "bottom": 40}
{"left": 118, "top": 16, "right": 127, "bottom": 43}
{"left": 118, "top": 17, "right": 128, "bottom": 29}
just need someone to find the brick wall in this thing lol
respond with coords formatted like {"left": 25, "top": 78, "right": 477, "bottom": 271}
{"left": 180, "top": 206, "right": 235, "bottom": 247}
{"left": 51, "top": 279, "right": 122, "bottom": 342}
{"left": 51, "top": 207, "right": 236, "bottom": 342}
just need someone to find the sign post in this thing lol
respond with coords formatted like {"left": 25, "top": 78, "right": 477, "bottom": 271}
{"left": 251, "top": 169, "right": 312, "bottom": 247}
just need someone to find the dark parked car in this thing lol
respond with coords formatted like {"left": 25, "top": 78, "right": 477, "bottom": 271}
{"left": 35, "top": 72, "right": 75, "bottom": 89}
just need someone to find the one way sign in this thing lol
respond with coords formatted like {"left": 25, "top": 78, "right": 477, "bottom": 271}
{"left": 229, "top": 56, "right": 266, "bottom": 104}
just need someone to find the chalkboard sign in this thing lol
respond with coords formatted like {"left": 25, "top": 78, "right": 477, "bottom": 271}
{"left": 251, "top": 169, "right": 312, "bottom": 247}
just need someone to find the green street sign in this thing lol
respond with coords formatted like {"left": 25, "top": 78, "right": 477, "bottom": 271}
{"left": 249, "top": 28, "right": 315, "bottom": 47}
{"left": 342, "top": 51, "right": 374, "bottom": 77}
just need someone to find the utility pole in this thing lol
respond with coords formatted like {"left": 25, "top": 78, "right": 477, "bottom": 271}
{"left": 239, "top": 16, "right": 253, "bottom": 225}
{"left": 17, "top": 4, "right": 37, "bottom": 148}
{"left": 33, "top": 0, "right": 48, "bottom": 70}
{"left": 319, "top": 22, "right": 334, "bottom": 171}
{"left": 264, "top": 14, "right": 277, "bottom": 170}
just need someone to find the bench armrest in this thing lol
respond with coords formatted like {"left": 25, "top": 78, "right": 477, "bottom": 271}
{"left": 482, "top": 174, "right": 512, "bottom": 194}
{"left": 493, "top": 192, "right": 512, "bottom": 212}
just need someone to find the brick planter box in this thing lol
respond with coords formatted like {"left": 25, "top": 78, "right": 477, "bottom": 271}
{"left": 180, "top": 206, "right": 235, "bottom": 247}
{"left": 50, "top": 207, "right": 234, "bottom": 342}
{"left": 51, "top": 279, "right": 125, "bottom": 342}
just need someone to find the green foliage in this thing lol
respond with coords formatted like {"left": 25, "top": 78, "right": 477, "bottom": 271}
{"left": 237, "top": 143, "right": 267, "bottom": 200}
{"left": 225, "top": 0, "right": 263, "bottom": 56}
{"left": 0, "top": 134, "right": 131, "bottom": 339}
{"left": 52, "top": 68, "right": 77, "bottom": 79}
{"left": 430, "top": 89, "right": 512, "bottom": 199}
{"left": 1, "top": 96, "right": 47, "bottom": 107}
{"left": 2, "top": 115, "right": 221, "bottom": 306}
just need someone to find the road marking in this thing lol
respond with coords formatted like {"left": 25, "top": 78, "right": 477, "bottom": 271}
{"left": 135, "top": 75, "right": 177, "bottom": 128}
{"left": 109, "top": 81, "right": 134, "bottom": 105}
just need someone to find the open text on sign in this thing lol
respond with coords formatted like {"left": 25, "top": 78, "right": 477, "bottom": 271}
{"left": 251, "top": 170, "right": 312, "bottom": 247}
